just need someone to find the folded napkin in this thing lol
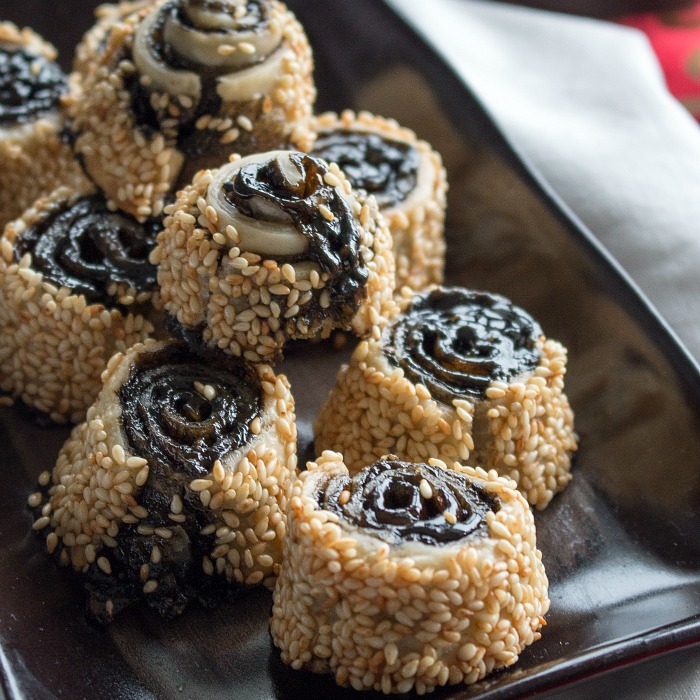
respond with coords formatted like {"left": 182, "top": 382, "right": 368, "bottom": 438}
{"left": 388, "top": 0, "right": 700, "bottom": 364}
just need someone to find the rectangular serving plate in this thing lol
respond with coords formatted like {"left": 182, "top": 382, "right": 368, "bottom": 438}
{"left": 2, "top": 1, "right": 700, "bottom": 699}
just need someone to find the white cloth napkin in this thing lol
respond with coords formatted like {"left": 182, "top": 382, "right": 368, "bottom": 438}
{"left": 386, "top": 1, "right": 700, "bottom": 698}
{"left": 387, "top": 0, "right": 700, "bottom": 364}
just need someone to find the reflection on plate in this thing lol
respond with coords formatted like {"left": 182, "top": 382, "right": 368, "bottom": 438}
{"left": 1, "top": 0, "right": 700, "bottom": 698}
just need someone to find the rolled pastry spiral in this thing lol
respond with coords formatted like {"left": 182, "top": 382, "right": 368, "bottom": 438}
{"left": 271, "top": 452, "right": 549, "bottom": 695}
{"left": 0, "top": 186, "right": 160, "bottom": 422}
{"left": 308, "top": 111, "right": 447, "bottom": 293}
{"left": 152, "top": 150, "right": 398, "bottom": 362}
{"left": 315, "top": 287, "right": 577, "bottom": 509}
{"left": 68, "top": 0, "right": 315, "bottom": 220}
{"left": 29, "top": 340, "right": 297, "bottom": 621}
{"left": 0, "top": 23, "right": 87, "bottom": 226}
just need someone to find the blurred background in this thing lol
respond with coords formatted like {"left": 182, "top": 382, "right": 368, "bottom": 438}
{"left": 4, "top": 0, "right": 700, "bottom": 121}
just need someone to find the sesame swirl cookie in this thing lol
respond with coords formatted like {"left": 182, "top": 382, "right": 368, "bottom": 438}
{"left": 152, "top": 150, "right": 398, "bottom": 363}
{"left": 0, "top": 186, "right": 163, "bottom": 423}
{"left": 271, "top": 453, "right": 549, "bottom": 695}
{"left": 315, "top": 287, "right": 578, "bottom": 510}
{"left": 307, "top": 110, "right": 447, "bottom": 293}
{"left": 29, "top": 340, "right": 297, "bottom": 622}
{"left": 68, "top": 0, "right": 315, "bottom": 221}
{"left": 0, "top": 23, "right": 87, "bottom": 226}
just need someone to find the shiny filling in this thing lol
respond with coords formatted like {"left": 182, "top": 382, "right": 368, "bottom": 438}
{"left": 321, "top": 460, "right": 499, "bottom": 546}
{"left": 384, "top": 287, "right": 542, "bottom": 402}
{"left": 14, "top": 194, "right": 159, "bottom": 305}
{"left": 0, "top": 46, "right": 66, "bottom": 125}
{"left": 119, "top": 344, "right": 262, "bottom": 481}
{"left": 311, "top": 130, "right": 420, "bottom": 209}
{"left": 223, "top": 152, "right": 368, "bottom": 317}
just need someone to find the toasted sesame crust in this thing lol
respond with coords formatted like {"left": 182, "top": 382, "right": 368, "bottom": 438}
{"left": 30, "top": 339, "right": 298, "bottom": 620}
{"left": 72, "top": 2, "right": 148, "bottom": 77}
{"left": 0, "top": 21, "right": 56, "bottom": 62}
{"left": 314, "top": 334, "right": 577, "bottom": 510}
{"left": 0, "top": 23, "right": 88, "bottom": 227}
{"left": 270, "top": 453, "right": 549, "bottom": 694}
{"left": 0, "top": 186, "right": 157, "bottom": 423}
{"left": 68, "top": 0, "right": 315, "bottom": 221}
{"left": 307, "top": 110, "right": 447, "bottom": 293}
{"left": 152, "top": 157, "right": 399, "bottom": 363}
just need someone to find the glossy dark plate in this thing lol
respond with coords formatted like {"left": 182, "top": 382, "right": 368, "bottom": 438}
{"left": 2, "top": 1, "right": 700, "bottom": 699}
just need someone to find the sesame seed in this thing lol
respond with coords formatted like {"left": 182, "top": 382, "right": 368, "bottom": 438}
{"left": 32, "top": 516, "right": 50, "bottom": 530}
{"left": 171, "top": 494, "right": 183, "bottom": 514}
{"left": 318, "top": 204, "right": 334, "bottom": 221}
{"left": 281, "top": 264, "right": 296, "bottom": 283}
{"left": 236, "top": 115, "right": 254, "bottom": 132}
{"left": 97, "top": 557, "right": 112, "bottom": 575}
{"left": 238, "top": 42, "right": 256, "bottom": 54}
{"left": 135, "top": 465, "right": 150, "bottom": 486}
{"left": 111, "top": 444, "right": 126, "bottom": 465}
{"left": 203, "top": 384, "right": 216, "bottom": 401}
{"left": 190, "top": 479, "right": 214, "bottom": 492}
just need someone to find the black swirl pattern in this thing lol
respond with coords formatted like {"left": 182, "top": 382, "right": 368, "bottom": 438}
{"left": 15, "top": 194, "right": 160, "bottom": 305}
{"left": 321, "top": 460, "right": 499, "bottom": 546}
{"left": 311, "top": 130, "right": 420, "bottom": 209}
{"left": 177, "top": 0, "right": 267, "bottom": 37}
{"left": 0, "top": 46, "right": 67, "bottom": 125}
{"left": 130, "top": 0, "right": 271, "bottom": 141}
{"left": 223, "top": 152, "right": 369, "bottom": 318}
{"left": 119, "top": 344, "right": 262, "bottom": 482}
{"left": 149, "top": 0, "right": 269, "bottom": 73}
{"left": 384, "top": 287, "right": 542, "bottom": 402}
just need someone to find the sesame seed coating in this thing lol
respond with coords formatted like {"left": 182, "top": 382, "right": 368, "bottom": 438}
{"left": 31, "top": 339, "right": 298, "bottom": 621}
{"left": 0, "top": 23, "right": 88, "bottom": 227}
{"left": 306, "top": 110, "right": 447, "bottom": 294}
{"left": 314, "top": 298, "right": 577, "bottom": 510}
{"left": 152, "top": 154, "right": 399, "bottom": 363}
{"left": 270, "top": 453, "right": 549, "bottom": 695}
{"left": 68, "top": 0, "right": 315, "bottom": 221}
{"left": 72, "top": 2, "right": 138, "bottom": 77}
{"left": 0, "top": 186, "right": 158, "bottom": 423}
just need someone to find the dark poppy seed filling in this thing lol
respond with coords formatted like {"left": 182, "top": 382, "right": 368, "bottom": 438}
{"left": 223, "top": 152, "right": 369, "bottom": 317}
{"left": 129, "top": 0, "right": 272, "bottom": 154}
{"left": 118, "top": 345, "right": 262, "bottom": 490}
{"left": 176, "top": 0, "right": 268, "bottom": 36}
{"left": 0, "top": 46, "right": 66, "bottom": 125}
{"left": 384, "top": 288, "right": 542, "bottom": 403}
{"left": 322, "top": 460, "right": 499, "bottom": 546}
{"left": 311, "top": 130, "right": 420, "bottom": 209}
{"left": 152, "top": 0, "right": 269, "bottom": 74}
{"left": 14, "top": 194, "right": 160, "bottom": 306}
